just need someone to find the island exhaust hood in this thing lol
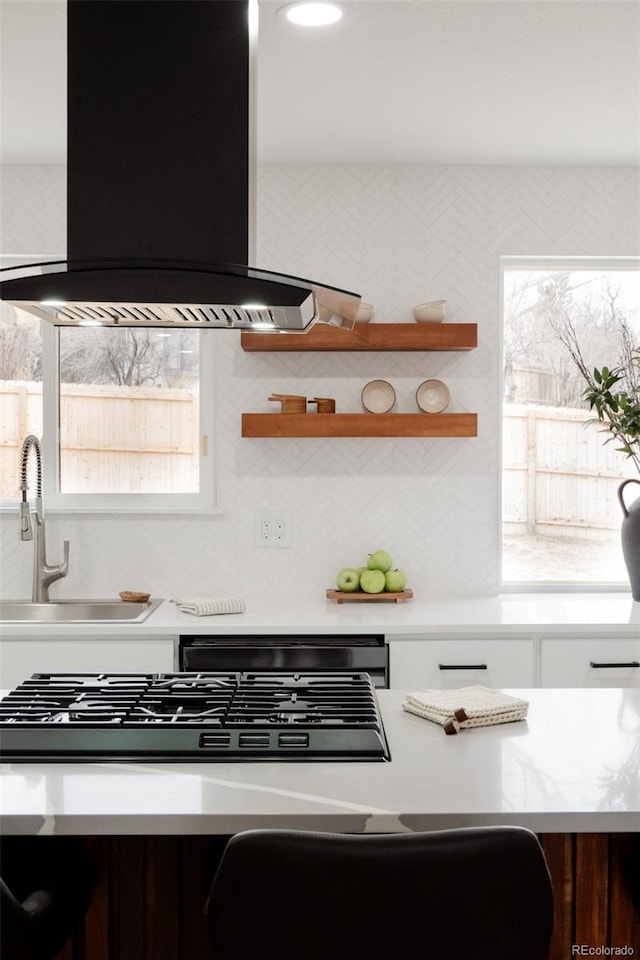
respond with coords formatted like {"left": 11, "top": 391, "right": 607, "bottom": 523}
{"left": 0, "top": 0, "right": 360, "bottom": 331}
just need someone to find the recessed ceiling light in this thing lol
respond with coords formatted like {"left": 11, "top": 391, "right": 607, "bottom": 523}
{"left": 280, "top": 2, "right": 343, "bottom": 27}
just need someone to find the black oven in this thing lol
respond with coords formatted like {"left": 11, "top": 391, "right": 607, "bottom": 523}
{"left": 178, "top": 635, "right": 389, "bottom": 688}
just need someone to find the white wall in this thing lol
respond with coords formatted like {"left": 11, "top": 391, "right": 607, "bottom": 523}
{"left": 1, "top": 163, "right": 639, "bottom": 602}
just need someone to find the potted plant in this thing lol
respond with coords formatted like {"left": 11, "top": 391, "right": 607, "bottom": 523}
{"left": 582, "top": 359, "right": 640, "bottom": 475}
{"left": 554, "top": 307, "right": 640, "bottom": 597}
{"left": 576, "top": 346, "right": 640, "bottom": 599}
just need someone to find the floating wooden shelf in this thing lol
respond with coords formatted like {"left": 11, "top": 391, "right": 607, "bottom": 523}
{"left": 241, "top": 322, "right": 478, "bottom": 439}
{"left": 242, "top": 413, "right": 478, "bottom": 439}
{"left": 241, "top": 323, "right": 477, "bottom": 352}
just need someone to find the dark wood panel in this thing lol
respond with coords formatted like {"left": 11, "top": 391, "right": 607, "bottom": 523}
{"left": 575, "top": 834, "right": 609, "bottom": 946}
{"left": 109, "top": 837, "right": 145, "bottom": 960}
{"left": 144, "top": 837, "right": 181, "bottom": 960}
{"left": 180, "top": 836, "right": 222, "bottom": 960}
{"left": 54, "top": 833, "right": 639, "bottom": 960}
{"left": 57, "top": 938, "right": 74, "bottom": 960}
{"left": 541, "top": 833, "right": 574, "bottom": 960}
{"left": 83, "top": 836, "right": 110, "bottom": 960}
{"left": 610, "top": 834, "right": 640, "bottom": 953}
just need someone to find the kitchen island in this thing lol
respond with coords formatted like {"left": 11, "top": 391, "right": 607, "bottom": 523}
{"left": 1, "top": 687, "right": 638, "bottom": 959}
{"left": 1, "top": 687, "right": 638, "bottom": 836}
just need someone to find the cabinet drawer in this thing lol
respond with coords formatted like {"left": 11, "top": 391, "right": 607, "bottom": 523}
{"left": 0, "top": 640, "right": 174, "bottom": 690}
{"left": 541, "top": 638, "right": 640, "bottom": 688}
{"left": 390, "top": 638, "right": 535, "bottom": 689}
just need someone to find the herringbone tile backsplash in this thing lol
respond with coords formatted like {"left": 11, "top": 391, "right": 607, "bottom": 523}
{"left": 1, "top": 164, "right": 638, "bottom": 601}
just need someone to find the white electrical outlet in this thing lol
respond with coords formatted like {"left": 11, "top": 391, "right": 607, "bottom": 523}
{"left": 255, "top": 510, "right": 292, "bottom": 548}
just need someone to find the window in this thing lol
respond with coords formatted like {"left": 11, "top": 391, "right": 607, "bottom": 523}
{"left": 0, "top": 257, "right": 216, "bottom": 513}
{"left": 501, "top": 257, "right": 640, "bottom": 588}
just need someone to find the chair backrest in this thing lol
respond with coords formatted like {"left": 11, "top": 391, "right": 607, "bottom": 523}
{"left": 1, "top": 878, "right": 41, "bottom": 960}
{"left": 0, "top": 836, "right": 93, "bottom": 960}
{"left": 205, "top": 825, "right": 553, "bottom": 960}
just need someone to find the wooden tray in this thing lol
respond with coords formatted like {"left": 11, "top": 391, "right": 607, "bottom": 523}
{"left": 326, "top": 588, "right": 413, "bottom": 604}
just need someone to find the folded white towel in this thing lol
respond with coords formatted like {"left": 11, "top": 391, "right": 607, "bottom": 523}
{"left": 171, "top": 590, "right": 246, "bottom": 617}
{"left": 402, "top": 685, "right": 528, "bottom": 733}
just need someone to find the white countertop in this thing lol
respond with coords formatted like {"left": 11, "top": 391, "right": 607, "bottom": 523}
{"left": 2, "top": 593, "right": 639, "bottom": 640}
{"left": 1, "top": 688, "right": 638, "bottom": 836}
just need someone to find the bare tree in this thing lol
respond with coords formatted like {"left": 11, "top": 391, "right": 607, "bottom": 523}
{"left": 105, "top": 330, "right": 165, "bottom": 386}
{"left": 550, "top": 285, "right": 636, "bottom": 398}
{"left": 504, "top": 272, "right": 586, "bottom": 405}
{"left": 60, "top": 329, "right": 167, "bottom": 386}
{"left": 550, "top": 298, "right": 640, "bottom": 474}
{"left": 505, "top": 271, "right": 637, "bottom": 409}
{"left": 0, "top": 305, "right": 41, "bottom": 380}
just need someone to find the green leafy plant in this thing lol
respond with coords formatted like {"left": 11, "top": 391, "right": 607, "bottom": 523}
{"left": 582, "top": 354, "right": 640, "bottom": 475}
{"left": 554, "top": 310, "right": 640, "bottom": 475}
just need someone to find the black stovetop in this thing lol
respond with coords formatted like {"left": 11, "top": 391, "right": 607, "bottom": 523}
{"left": 0, "top": 672, "right": 390, "bottom": 762}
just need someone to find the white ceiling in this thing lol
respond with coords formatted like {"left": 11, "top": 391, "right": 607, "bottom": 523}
{"left": 1, "top": 0, "right": 639, "bottom": 166}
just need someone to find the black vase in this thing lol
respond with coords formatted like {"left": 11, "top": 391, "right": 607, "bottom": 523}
{"left": 618, "top": 479, "right": 640, "bottom": 601}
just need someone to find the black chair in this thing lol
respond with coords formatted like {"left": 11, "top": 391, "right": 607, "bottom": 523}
{"left": 205, "top": 825, "right": 554, "bottom": 960}
{"left": 0, "top": 836, "right": 93, "bottom": 960}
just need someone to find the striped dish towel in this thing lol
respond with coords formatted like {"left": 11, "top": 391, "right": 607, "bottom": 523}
{"left": 171, "top": 590, "right": 246, "bottom": 616}
{"left": 402, "top": 686, "right": 528, "bottom": 734}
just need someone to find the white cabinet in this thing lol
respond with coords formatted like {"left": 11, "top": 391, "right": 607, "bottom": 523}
{"left": 0, "top": 638, "right": 175, "bottom": 689}
{"left": 541, "top": 637, "right": 640, "bottom": 688}
{"left": 389, "top": 637, "right": 536, "bottom": 689}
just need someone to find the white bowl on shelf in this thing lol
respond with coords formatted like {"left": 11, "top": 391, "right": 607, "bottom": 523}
{"left": 361, "top": 379, "right": 396, "bottom": 413}
{"left": 354, "top": 302, "right": 374, "bottom": 324}
{"left": 416, "top": 379, "right": 450, "bottom": 413}
{"left": 413, "top": 300, "right": 447, "bottom": 323}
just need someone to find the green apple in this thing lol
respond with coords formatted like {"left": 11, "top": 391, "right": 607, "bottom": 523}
{"left": 367, "top": 550, "right": 392, "bottom": 573}
{"left": 385, "top": 568, "right": 407, "bottom": 592}
{"left": 336, "top": 567, "right": 360, "bottom": 592}
{"left": 360, "top": 569, "right": 386, "bottom": 593}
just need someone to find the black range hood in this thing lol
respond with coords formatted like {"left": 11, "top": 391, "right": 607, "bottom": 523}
{"left": 0, "top": 0, "right": 360, "bottom": 331}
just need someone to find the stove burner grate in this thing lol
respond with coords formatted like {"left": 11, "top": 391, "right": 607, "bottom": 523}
{"left": 0, "top": 671, "right": 390, "bottom": 760}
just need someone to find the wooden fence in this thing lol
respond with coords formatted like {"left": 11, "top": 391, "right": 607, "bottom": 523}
{"left": 1, "top": 384, "right": 633, "bottom": 532}
{"left": 0, "top": 381, "right": 199, "bottom": 496}
{"left": 503, "top": 403, "right": 632, "bottom": 539}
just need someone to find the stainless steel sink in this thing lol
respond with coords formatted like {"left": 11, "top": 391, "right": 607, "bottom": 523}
{"left": 0, "top": 598, "right": 163, "bottom": 623}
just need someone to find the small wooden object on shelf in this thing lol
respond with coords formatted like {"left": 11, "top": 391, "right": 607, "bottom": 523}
{"left": 308, "top": 397, "right": 336, "bottom": 413}
{"left": 268, "top": 394, "right": 307, "bottom": 414}
{"left": 326, "top": 588, "right": 414, "bottom": 604}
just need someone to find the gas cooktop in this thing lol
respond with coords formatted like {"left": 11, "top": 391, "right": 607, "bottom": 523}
{"left": 0, "top": 672, "right": 390, "bottom": 762}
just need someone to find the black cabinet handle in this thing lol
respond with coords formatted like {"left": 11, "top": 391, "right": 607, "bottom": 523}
{"left": 589, "top": 660, "right": 640, "bottom": 669}
{"left": 438, "top": 663, "right": 488, "bottom": 671}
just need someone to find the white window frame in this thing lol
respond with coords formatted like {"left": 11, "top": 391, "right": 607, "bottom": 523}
{"left": 499, "top": 254, "right": 640, "bottom": 593}
{"left": 1, "top": 255, "right": 220, "bottom": 516}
